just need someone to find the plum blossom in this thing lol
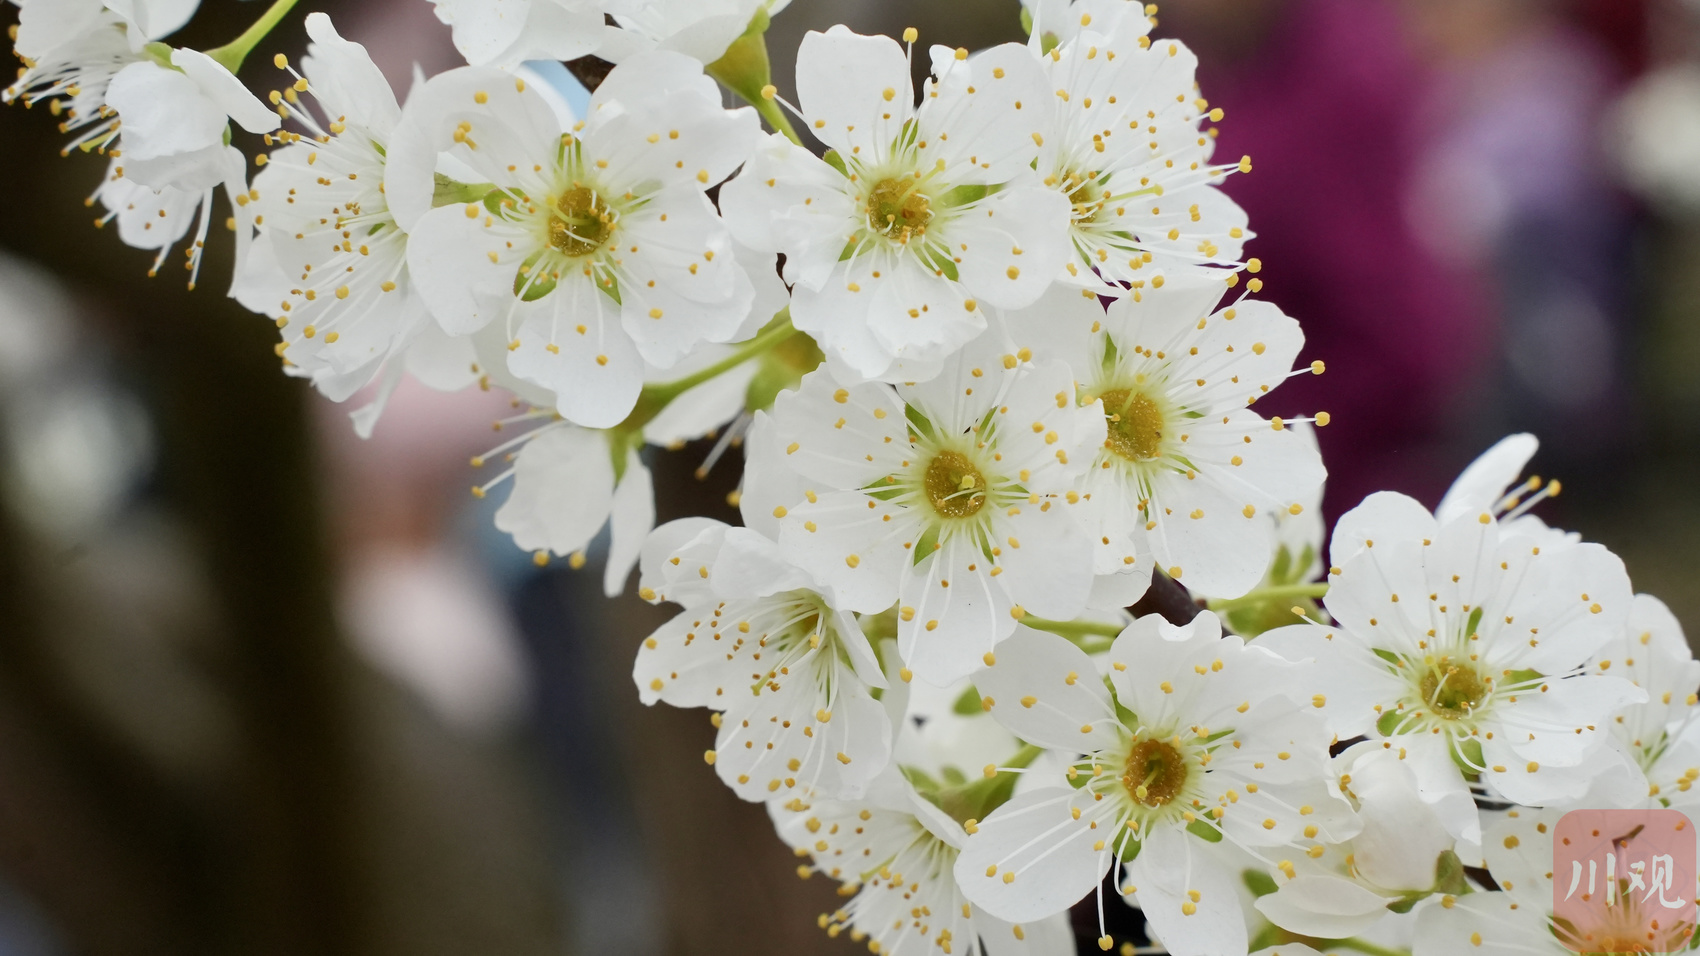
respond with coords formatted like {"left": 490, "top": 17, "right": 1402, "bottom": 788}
{"left": 1591, "top": 593, "right": 1700, "bottom": 809}
{"left": 633, "top": 519, "right": 892, "bottom": 802}
{"left": 721, "top": 26, "right": 1070, "bottom": 383}
{"left": 4, "top": 0, "right": 198, "bottom": 154}
{"left": 955, "top": 613, "right": 1357, "bottom": 956}
{"left": 1027, "top": 9, "right": 1253, "bottom": 294}
{"left": 747, "top": 329, "right": 1105, "bottom": 686}
{"left": 1260, "top": 490, "right": 1645, "bottom": 838}
{"left": 390, "top": 52, "right": 760, "bottom": 427}
{"left": 1251, "top": 741, "right": 1461, "bottom": 941}
{"left": 598, "top": 0, "right": 792, "bottom": 67}
{"left": 999, "top": 273, "right": 1326, "bottom": 600}
{"left": 485, "top": 342, "right": 763, "bottom": 595}
{"left": 246, "top": 13, "right": 447, "bottom": 406}
{"left": 772, "top": 767, "right": 1075, "bottom": 956}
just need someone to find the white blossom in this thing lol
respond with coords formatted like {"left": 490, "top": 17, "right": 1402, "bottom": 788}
{"left": 104, "top": 48, "right": 278, "bottom": 192}
{"left": 955, "top": 613, "right": 1357, "bottom": 955}
{"left": 1592, "top": 593, "right": 1700, "bottom": 809}
{"left": 4, "top": 0, "right": 198, "bottom": 154}
{"left": 1027, "top": 9, "right": 1253, "bottom": 294}
{"left": 1000, "top": 273, "right": 1325, "bottom": 600}
{"left": 746, "top": 328, "right": 1105, "bottom": 686}
{"left": 633, "top": 519, "right": 892, "bottom": 802}
{"left": 1260, "top": 489, "right": 1645, "bottom": 838}
{"left": 720, "top": 26, "right": 1070, "bottom": 383}
{"left": 486, "top": 343, "right": 761, "bottom": 595}
{"left": 772, "top": 767, "right": 1075, "bottom": 956}
{"left": 244, "top": 13, "right": 444, "bottom": 407}
{"left": 1252, "top": 741, "right": 1458, "bottom": 941}
{"left": 389, "top": 52, "right": 760, "bottom": 427}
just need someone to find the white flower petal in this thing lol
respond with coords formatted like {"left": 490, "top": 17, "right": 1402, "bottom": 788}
{"left": 999, "top": 503, "right": 1093, "bottom": 620}
{"left": 171, "top": 48, "right": 278, "bottom": 134}
{"left": 603, "top": 452, "right": 654, "bottom": 596}
{"left": 1436, "top": 433, "right": 1540, "bottom": 526}
{"left": 794, "top": 27, "right": 913, "bottom": 157}
{"left": 777, "top": 489, "right": 909, "bottom": 614}
{"left": 973, "top": 626, "right": 1119, "bottom": 751}
{"left": 406, "top": 203, "right": 529, "bottom": 335}
{"left": 949, "top": 179, "right": 1071, "bottom": 310}
{"left": 1126, "top": 825, "right": 1248, "bottom": 956}
{"left": 508, "top": 281, "right": 646, "bottom": 428}
{"left": 493, "top": 426, "right": 614, "bottom": 556}
{"left": 899, "top": 533, "right": 1010, "bottom": 685}
{"left": 300, "top": 13, "right": 402, "bottom": 135}
{"left": 955, "top": 787, "right": 1110, "bottom": 922}
{"left": 1254, "top": 875, "right": 1390, "bottom": 941}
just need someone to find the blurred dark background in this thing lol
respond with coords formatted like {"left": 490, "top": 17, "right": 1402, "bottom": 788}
{"left": 0, "top": 0, "right": 1693, "bottom": 954}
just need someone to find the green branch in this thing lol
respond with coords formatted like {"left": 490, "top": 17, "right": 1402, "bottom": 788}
{"left": 206, "top": 0, "right": 301, "bottom": 74}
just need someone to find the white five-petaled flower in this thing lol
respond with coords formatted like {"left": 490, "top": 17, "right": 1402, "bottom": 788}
{"left": 427, "top": 0, "right": 605, "bottom": 70}
{"left": 1027, "top": 12, "right": 1252, "bottom": 294}
{"left": 1251, "top": 741, "right": 1459, "bottom": 942}
{"left": 389, "top": 52, "right": 761, "bottom": 428}
{"left": 955, "top": 613, "right": 1357, "bottom": 956}
{"left": 1591, "top": 593, "right": 1700, "bottom": 809}
{"left": 487, "top": 340, "right": 765, "bottom": 595}
{"left": 1000, "top": 273, "right": 1325, "bottom": 600}
{"left": 103, "top": 47, "right": 278, "bottom": 192}
{"left": 633, "top": 518, "right": 892, "bottom": 802}
{"left": 1259, "top": 489, "right": 1645, "bottom": 837}
{"left": 247, "top": 13, "right": 437, "bottom": 403}
{"left": 771, "top": 768, "right": 1075, "bottom": 956}
{"left": 91, "top": 147, "right": 250, "bottom": 288}
{"left": 747, "top": 329, "right": 1105, "bottom": 686}
{"left": 720, "top": 26, "right": 1070, "bottom": 384}
{"left": 1019, "top": 0, "right": 1155, "bottom": 53}
{"left": 4, "top": 0, "right": 197, "bottom": 154}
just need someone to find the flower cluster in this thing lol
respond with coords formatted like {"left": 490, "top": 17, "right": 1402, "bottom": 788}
{"left": 9, "top": 2, "right": 1695, "bottom": 954}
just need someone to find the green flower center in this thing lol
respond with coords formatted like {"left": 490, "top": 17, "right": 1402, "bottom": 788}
{"left": 1099, "top": 388, "right": 1165, "bottom": 462}
{"left": 550, "top": 185, "right": 615, "bottom": 257}
{"left": 1066, "top": 174, "right": 1107, "bottom": 223}
{"left": 867, "top": 177, "right": 932, "bottom": 241}
{"left": 1419, "top": 665, "right": 1489, "bottom": 719}
{"left": 1123, "top": 739, "right": 1188, "bottom": 807}
{"left": 924, "top": 450, "right": 986, "bottom": 519}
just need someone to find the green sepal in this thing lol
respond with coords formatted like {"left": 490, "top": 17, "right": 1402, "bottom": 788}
{"left": 743, "top": 328, "right": 823, "bottom": 414}
{"left": 1463, "top": 605, "right": 1485, "bottom": 640}
{"left": 143, "top": 42, "right": 178, "bottom": 70}
{"left": 937, "top": 183, "right": 989, "bottom": 209}
{"left": 1242, "top": 868, "right": 1278, "bottom": 898}
{"left": 1187, "top": 818, "right": 1224, "bottom": 843}
{"left": 1376, "top": 709, "right": 1404, "bottom": 737}
{"left": 1433, "top": 849, "right": 1469, "bottom": 896}
{"left": 907, "top": 743, "right": 1042, "bottom": 828}
{"left": 952, "top": 684, "right": 983, "bottom": 716}
{"left": 513, "top": 250, "right": 558, "bottom": 301}
{"left": 1503, "top": 667, "right": 1543, "bottom": 686}
{"left": 1385, "top": 896, "right": 1419, "bottom": 915}
{"left": 1451, "top": 738, "right": 1484, "bottom": 777}
{"left": 822, "top": 149, "right": 850, "bottom": 178}
{"left": 704, "top": 7, "right": 775, "bottom": 107}
{"left": 432, "top": 174, "right": 497, "bottom": 208}
{"left": 912, "top": 526, "right": 940, "bottom": 567}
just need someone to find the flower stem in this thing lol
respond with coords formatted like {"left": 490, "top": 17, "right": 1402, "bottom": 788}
{"left": 1019, "top": 615, "right": 1124, "bottom": 643}
{"left": 752, "top": 96, "right": 804, "bottom": 146}
{"left": 645, "top": 308, "right": 796, "bottom": 405}
{"left": 1204, "top": 582, "right": 1329, "bottom": 613}
{"left": 205, "top": 0, "right": 301, "bottom": 75}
